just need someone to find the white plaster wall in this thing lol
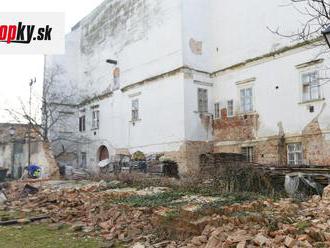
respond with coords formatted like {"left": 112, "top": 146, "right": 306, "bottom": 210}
{"left": 76, "top": 0, "right": 183, "bottom": 97}
{"left": 213, "top": 46, "right": 330, "bottom": 140}
{"left": 210, "top": 0, "right": 300, "bottom": 70}
{"left": 125, "top": 73, "right": 185, "bottom": 152}
{"left": 181, "top": 0, "right": 213, "bottom": 72}
{"left": 182, "top": 0, "right": 315, "bottom": 72}
{"left": 184, "top": 70, "right": 213, "bottom": 141}
{"left": 78, "top": 72, "right": 186, "bottom": 167}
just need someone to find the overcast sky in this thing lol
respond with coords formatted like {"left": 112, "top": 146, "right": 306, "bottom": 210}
{"left": 0, "top": 0, "right": 104, "bottom": 123}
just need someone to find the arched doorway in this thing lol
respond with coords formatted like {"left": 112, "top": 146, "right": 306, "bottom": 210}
{"left": 98, "top": 145, "right": 109, "bottom": 162}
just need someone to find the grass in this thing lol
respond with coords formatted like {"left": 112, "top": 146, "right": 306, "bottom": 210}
{"left": 296, "top": 220, "right": 311, "bottom": 232}
{"left": 113, "top": 191, "right": 186, "bottom": 208}
{"left": 0, "top": 223, "right": 104, "bottom": 248}
{"left": 111, "top": 188, "right": 269, "bottom": 210}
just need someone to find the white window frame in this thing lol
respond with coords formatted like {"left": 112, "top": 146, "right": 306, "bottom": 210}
{"left": 301, "top": 70, "right": 321, "bottom": 102}
{"left": 241, "top": 146, "right": 254, "bottom": 163}
{"left": 131, "top": 99, "right": 139, "bottom": 122}
{"left": 197, "top": 88, "right": 208, "bottom": 113}
{"left": 92, "top": 109, "right": 100, "bottom": 129}
{"left": 214, "top": 102, "right": 220, "bottom": 119}
{"left": 287, "top": 143, "right": 303, "bottom": 165}
{"left": 240, "top": 87, "right": 253, "bottom": 113}
{"left": 227, "top": 100, "right": 234, "bottom": 117}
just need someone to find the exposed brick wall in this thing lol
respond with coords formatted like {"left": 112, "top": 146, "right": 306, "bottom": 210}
{"left": 214, "top": 138, "right": 283, "bottom": 166}
{"left": 213, "top": 144, "right": 241, "bottom": 154}
{"left": 165, "top": 141, "right": 213, "bottom": 175}
{"left": 213, "top": 111, "right": 259, "bottom": 141}
{"left": 302, "top": 119, "right": 330, "bottom": 166}
{"left": 168, "top": 115, "right": 330, "bottom": 174}
{"left": 254, "top": 137, "right": 286, "bottom": 166}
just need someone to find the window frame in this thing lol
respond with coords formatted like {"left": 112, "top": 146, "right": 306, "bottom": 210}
{"left": 197, "top": 88, "right": 208, "bottom": 113}
{"left": 214, "top": 102, "right": 220, "bottom": 119}
{"left": 287, "top": 143, "right": 303, "bottom": 165}
{"left": 131, "top": 99, "right": 139, "bottom": 122}
{"left": 81, "top": 152, "right": 87, "bottom": 168}
{"left": 240, "top": 87, "right": 253, "bottom": 114}
{"left": 227, "top": 99, "right": 234, "bottom": 117}
{"left": 301, "top": 70, "right": 321, "bottom": 102}
{"left": 241, "top": 146, "right": 254, "bottom": 163}
{"left": 92, "top": 109, "right": 100, "bottom": 130}
{"left": 79, "top": 115, "right": 86, "bottom": 132}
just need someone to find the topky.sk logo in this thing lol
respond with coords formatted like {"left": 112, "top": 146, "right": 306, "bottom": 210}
{"left": 0, "top": 13, "right": 64, "bottom": 54}
{"left": 0, "top": 22, "right": 53, "bottom": 44}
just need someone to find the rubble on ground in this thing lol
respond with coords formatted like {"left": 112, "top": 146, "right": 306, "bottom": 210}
{"left": 2, "top": 180, "right": 330, "bottom": 247}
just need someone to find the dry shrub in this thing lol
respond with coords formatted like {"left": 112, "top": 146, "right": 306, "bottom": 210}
{"left": 210, "top": 162, "right": 275, "bottom": 194}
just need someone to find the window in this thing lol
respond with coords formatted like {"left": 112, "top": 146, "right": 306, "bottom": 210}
{"left": 287, "top": 143, "right": 303, "bottom": 165}
{"left": 79, "top": 116, "right": 86, "bottom": 132}
{"left": 92, "top": 110, "right": 99, "bottom": 129}
{"left": 241, "top": 146, "right": 254, "bottom": 162}
{"left": 302, "top": 71, "right": 320, "bottom": 102}
{"left": 113, "top": 67, "right": 120, "bottom": 91}
{"left": 131, "top": 99, "right": 139, "bottom": 121}
{"left": 214, "top": 103, "right": 220, "bottom": 119}
{"left": 227, "top": 100, "right": 234, "bottom": 117}
{"left": 81, "top": 152, "right": 87, "bottom": 168}
{"left": 240, "top": 87, "right": 253, "bottom": 113}
{"left": 14, "top": 142, "right": 24, "bottom": 154}
{"left": 198, "top": 88, "right": 208, "bottom": 113}
{"left": 30, "top": 142, "right": 39, "bottom": 155}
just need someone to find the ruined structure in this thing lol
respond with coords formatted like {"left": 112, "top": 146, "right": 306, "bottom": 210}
{"left": 0, "top": 123, "right": 59, "bottom": 179}
{"left": 45, "top": 0, "right": 330, "bottom": 174}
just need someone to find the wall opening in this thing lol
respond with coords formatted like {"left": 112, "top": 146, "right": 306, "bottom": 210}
{"left": 98, "top": 145, "right": 109, "bottom": 162}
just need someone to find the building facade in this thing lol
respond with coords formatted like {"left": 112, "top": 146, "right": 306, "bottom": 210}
{"left": 0, "top": 123, "right": 59, "bottom": 179}
{"left": 45, "top": 0, "right": 330, "bottom": 174}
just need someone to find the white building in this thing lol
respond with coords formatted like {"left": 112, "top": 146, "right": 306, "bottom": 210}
{"left": 45, "top": 0, "right": 330, "bottom": 174}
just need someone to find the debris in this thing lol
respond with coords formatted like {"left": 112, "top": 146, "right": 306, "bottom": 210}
{"left": 253, "top": 233, "right": 269, "bottom": 246}
{"left": 20, "top": 184, "right": 39, "bottom": 197}
{"left": 132, "top": 243, "right": 145, "bottom": 248}
{"left": 70, "top": 223, "right": 84, "bottom": 232}
{"left": 284, "top": 236, "right": 296, "bottom": 248}
{"left": 3, "top": 180, "right": 330, "bottom": 247}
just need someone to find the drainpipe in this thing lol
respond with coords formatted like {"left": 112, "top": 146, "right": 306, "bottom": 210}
{"left": 9, "top": 126, "right": 16, "bottom": 179}
{"left": 11, "top": 141, "right": 15, "bottom": 179}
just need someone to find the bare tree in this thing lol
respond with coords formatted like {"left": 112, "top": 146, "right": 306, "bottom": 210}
{"left": 6, "top": 65, "right": 69, "bottom": 141}
{"left": 269, "top": 0, "right": 330, "bottom": 44}
{"left": 6, "top": 64, "right": 90, "bottom": 149}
